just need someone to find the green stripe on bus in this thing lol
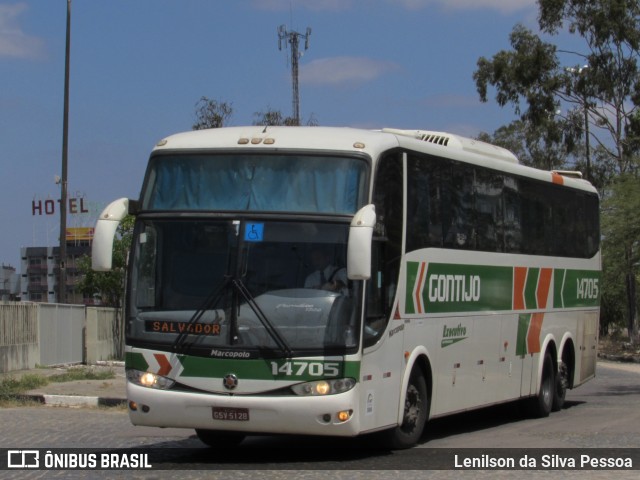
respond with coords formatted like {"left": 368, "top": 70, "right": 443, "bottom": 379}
{"left": 552, "top": 269, "right": 600, "bottom": 308}
{"left": 177, "top": 355, "right": 361, "bottom": 382}
{"left": 516, "top": 314, "right": 531, "bottom": 357}
{"left": 524, "top": 268, "right": 539, "bottom": 309}
{"left": 553, "top": 269, "right": 566, "bottom": 308}
{"left": 405, "top": 261, "right": 420, "bottom": 314}
{"left": 125, "top": 352, "right": 149, "bottom": 371}
{"left": 406, "top": 262, "right": 601, "bottom": 315}
{"left": 412, "top": 262, "right": 513, "bottom": 314}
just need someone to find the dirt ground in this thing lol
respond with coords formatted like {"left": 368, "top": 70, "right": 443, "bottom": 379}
{"left": 599, "top": 335, "right": 640, "bottom": 363}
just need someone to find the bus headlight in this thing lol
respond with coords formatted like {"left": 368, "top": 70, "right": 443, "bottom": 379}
{"left": 127, "top": 369, "right": 175, "bottom": 390}
{"left": 291, "top": 378, "right": 356, "bottom": 396}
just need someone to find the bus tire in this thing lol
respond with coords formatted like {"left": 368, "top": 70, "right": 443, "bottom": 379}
{"left": 381, "top": 367, "right": 428, "bottom": 449}
{"left": 552, "top": 360, "right": 568, "bottom": 412}
{"left": 195, "top": 429, "right": 245, "bottom": 447}
{"left": 528, "top": 351, "right": 555, "bottom": 418}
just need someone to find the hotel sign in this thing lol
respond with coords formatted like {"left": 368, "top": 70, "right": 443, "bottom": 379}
{"left": 32, "top": 197, "right": 89, "bottom": 216}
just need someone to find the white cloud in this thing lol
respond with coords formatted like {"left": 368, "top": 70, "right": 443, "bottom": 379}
{"left": 0, "top": 3, "right": 44, "bottom": 59}
{"left": 388, "top": 0, "right": 536, "bottom": 14}
{"left": 300, "top": 56, "right": 399, "bottom": 86}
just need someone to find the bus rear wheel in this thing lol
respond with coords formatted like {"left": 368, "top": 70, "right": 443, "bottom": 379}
{"left": 381, "top": 368, "right": 428, "bottom": 449}
{"left": 528, "top": 351, "right": 555, "bottom": 418}
{"left": 195, "top": 429, "right": 245, "bottom": 447}
{"left": 552, "top": 360, "right": 568, "bottom": 412}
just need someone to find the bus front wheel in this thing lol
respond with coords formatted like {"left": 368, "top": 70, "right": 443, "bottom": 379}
{"left": 381, "top": 368, "right": 428, "bottom": 449}
{"left": 195, "top": 429, "right": 245, "bottom": 447}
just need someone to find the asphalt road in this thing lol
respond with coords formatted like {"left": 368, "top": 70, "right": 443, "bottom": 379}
{"left": 0, "top": 360, "right": 638, "bottom": 479}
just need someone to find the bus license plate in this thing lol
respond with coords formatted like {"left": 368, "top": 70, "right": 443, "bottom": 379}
{"left": 212, "top": 407, "right": 250, "bottom": 421}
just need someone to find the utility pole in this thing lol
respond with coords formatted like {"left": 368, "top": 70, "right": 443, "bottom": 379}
{"left": 278, "top": 25, "right": 311, "bottom": 126}
{"left": 59, "top": 0, "right": 71, "bottom": 304}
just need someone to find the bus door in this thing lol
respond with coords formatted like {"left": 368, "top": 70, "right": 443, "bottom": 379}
{"left": 359, "top": 151, "right": 405, "bottom": 432}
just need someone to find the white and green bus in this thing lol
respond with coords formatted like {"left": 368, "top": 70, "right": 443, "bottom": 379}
{"left": 93, "top": 126, "right": 600, "bottom": 449}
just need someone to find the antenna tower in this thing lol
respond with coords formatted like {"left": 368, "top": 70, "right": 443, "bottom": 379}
{"left": 278, "top": 24, "right": 311, "bottom": 126}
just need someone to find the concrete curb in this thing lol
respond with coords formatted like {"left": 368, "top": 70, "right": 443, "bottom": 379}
{"left": 14, "top": 393, "right": 127, "bottom": 408}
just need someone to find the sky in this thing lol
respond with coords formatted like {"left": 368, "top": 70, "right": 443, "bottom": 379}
{"left": 0, "top": 0, "right": 542, "bottom": 269}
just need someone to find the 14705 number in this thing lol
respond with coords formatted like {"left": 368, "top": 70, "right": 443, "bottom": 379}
{"left": 270, "top": 361, "right": 340, "bottom": 377}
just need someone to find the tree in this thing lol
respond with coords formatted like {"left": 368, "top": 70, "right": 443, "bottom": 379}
{"left": 252, "top": 107, "right": 318, "bottom": 127}
{"left": 78, "top": 215, "right": 134, "bottom": 358}
{"left": 477, "top": 113, "right": 582, "bottom": 170}
{"left": 474, "top": 0, "right": 640, "bottom": 178}
{"left": 538, "top": 0, "right": 640, "bottom": 174}
{"left": 192, "top": 97, "right": 233, "bottom": 130}
{"left": 601, "top": 174, "right": 640, "bottom": 343}
{"left": 474, "top": 0, "right": 640, "bottom": 339}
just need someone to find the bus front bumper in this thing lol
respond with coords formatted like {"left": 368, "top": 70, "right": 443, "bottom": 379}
{"left": 126, "top": 382, "right": 361, "bottom": 437}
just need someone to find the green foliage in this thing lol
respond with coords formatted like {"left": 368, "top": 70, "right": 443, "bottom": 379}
{"left": 477, "top": 115, "right": 580, "bottom": 170}
{"left": 474, "top": 0, "right": 640, "bottom": 176}
{"left": 601, "top": 174, "right": 640, "bottom": 336}
{"left": 475, "top": 25, "right": 561, "bottom": 122}
{"left": 47, "top": 367, "right": 115, "bottom": 383}
{"left": 475, "top": 0, "right": 640, "bottom": 338}
{"left": 0, "top": 374, "right": 48, "bottom": 400}
{"left": 0, "top": 369, "right": 115, "bottom": 402}
{"left": 538, "top": 0, "right": 640, "bottom": 50}
{"left": 77, "top": 215, "right": 134, "bottom": 307}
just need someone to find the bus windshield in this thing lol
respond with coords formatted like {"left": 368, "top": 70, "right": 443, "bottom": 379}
{"left": 141, "top": 153, "right": 368, "bottom": 215}
{"left": 128, "top": 219, "right": 360, "bottom": 357}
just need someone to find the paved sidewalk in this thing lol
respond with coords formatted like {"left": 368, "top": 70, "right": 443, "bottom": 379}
{"left": 1, "top": 362, "right": 127, "bottom": 407}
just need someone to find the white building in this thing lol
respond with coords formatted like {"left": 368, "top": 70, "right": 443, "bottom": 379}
{"left": 0, "top": 263, "right": 20, "bottom": 301}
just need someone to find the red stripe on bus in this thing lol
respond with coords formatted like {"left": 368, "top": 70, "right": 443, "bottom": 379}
{"left": 527, "top": 313, "right": 544, "bottom": 354}
{"left": 513, "top": 267, "right": 528, "bottom": 310}
{"left": 537, "top": 268, "right": 553, "bottom": 309}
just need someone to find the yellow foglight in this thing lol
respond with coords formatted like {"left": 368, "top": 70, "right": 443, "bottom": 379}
{"left": 337, "top": 410, "right": 352, "bottom": 422}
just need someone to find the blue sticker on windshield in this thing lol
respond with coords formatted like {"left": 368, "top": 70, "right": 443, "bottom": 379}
{"left": 244, "top": 223, "right": 264, "bottom": 242}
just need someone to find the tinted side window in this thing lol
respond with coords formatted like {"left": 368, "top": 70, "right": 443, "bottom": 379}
{"left": 474, "top": 169, "right": 505, "bottom": 252}
{"left": 406, "top": 151, "right": 599, "bottom": 258}
{"left": 366, "top": 153, "right": 403, "bottom": 347}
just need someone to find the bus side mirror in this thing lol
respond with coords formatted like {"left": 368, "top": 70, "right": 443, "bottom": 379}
{"left": 347, "top": 204, "right": 376, "bottom": 280}
{"left": 92, "top": 198, "right": 132, "bottom": 271}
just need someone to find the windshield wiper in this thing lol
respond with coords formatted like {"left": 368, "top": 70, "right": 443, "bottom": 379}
{"left": 171, "top": 275, "right": 292, "bottom": 357}
{"left": 172, "top": 276, "right": 230, "bottom": 353}
{"left": 231, "top": 278, "right": 292, "bottom": 357}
